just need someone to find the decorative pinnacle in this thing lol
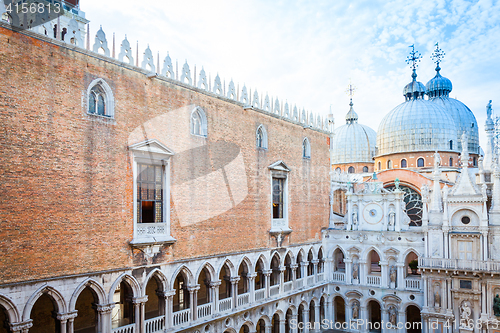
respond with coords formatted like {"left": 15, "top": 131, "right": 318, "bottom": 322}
{"left": 345, "top": 82, "right": 356, "bottom": 106}
{"left": 431, "top": 42, "right": 445, "bottom": 72}
{"left": 405, "top": 44, "right": 422, "bottom": 80}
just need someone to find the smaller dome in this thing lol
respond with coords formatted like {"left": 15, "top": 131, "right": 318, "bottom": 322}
{"left": 345, "top": 99, "right": 358, "bottom": 123}
{"left": 426, "top": 67, "right": 452, "bottom": 98}
{"left": 332, "top": 101, "right": 376, "bottom": 164}
{"left": 403, "top": 71, "right": 426, "bottom": 101}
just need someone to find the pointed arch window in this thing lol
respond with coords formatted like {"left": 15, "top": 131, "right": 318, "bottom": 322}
{"left": 256, "top": 125, "right": 268, "bottom": 149}
{"left": 190, "top": 107, "right": 207, "bottom": 137}
{"left": 86, "top": 78, "right": 114, "bottom": 118}
{"left": 302, "top": 138, "right": 311, "bottom": 159}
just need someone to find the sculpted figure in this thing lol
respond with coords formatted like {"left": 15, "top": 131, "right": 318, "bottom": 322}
{"left": 389, "top": 306, "right": 397, "bottom": 326}
{"left": 388, "top": 210, "right": 395, "bottom": 228}
{"left": 493, "top": 294, "right": 500, "bottom": 317}
{"left": 352, "top": 263, "right": 359, "bottom": 280}
{"left": 434, "top": 290, "right": 441, "bottom": 308}
{"left": 487, "top": 100, "right": 492, "bottom": 119}
{"left": 460, "top": 301, "right": 471, "bottom": 321}
{"left": 352, "top": 211, "right": 358, "bottom": 225}
{"left": 389, "top": 265, "right": 397, "bottom": 283}
{"left": 352, "top": 301, "right": 360, "bottom": 319}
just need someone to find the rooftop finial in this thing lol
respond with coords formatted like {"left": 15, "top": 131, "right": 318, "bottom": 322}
{"left": 431, "top": 42, "right": 445, "bottom": 73}
{"left": 345, "top": 81, "right": 356, "bottom": 106}
{"left": 345, "top": 81, "right": 358, "bottom": 124}
{"left": 405, "top": 44, "right": 422, "bottom": 81}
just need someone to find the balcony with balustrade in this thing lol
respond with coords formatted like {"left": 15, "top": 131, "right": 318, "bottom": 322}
{"left": 419, "top": 257, "right": 500, "bottom": 274}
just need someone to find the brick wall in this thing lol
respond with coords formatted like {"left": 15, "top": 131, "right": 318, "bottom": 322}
{"left": 0, "top": 27, "right": 331, "bottom": 284}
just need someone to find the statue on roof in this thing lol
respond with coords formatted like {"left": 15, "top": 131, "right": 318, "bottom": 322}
{"left": 487, "top": 100, "right": 493, "bottom": 119}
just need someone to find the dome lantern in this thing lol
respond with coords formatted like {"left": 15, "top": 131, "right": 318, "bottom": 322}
{"left": 403, "top": 45, "right": 426, "bottom": 101}
{"left": 426, "top": 43, "right": 452, "bottom": 98}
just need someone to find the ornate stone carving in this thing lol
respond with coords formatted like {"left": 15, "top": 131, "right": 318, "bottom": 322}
{"left": 118, "top": 36, "right": 134, "bottom": 65}
{"left": 180, "top": 61, "right": 192, "bottom": 85}
{"left": 352, "top": 263, "right": 359, "bottom": 280}
{"left": 460, "top": 300, "right": 472, "bottom": 322}
{"left": 352, "top": 301, "right": 360, "bottom": 319}
{"left": 389, "top": 265, "right": 397, "bottom": 283}
{"left": 162, "top": 54, "right": 175, "bottom": 79}
{"left": 92, "top": 26, "right": 110, "bottom": 56}
{"left": 141, "top": 46, "right": 156, "bottom": 73}
{"left": 227, "top": 80, "right": 236, "bottom": 99}
{"left": 213, "top": 74, "right": 222, "bottom": 95}
{"left": 388, "top": 305, "right": 398, "bottom": 326}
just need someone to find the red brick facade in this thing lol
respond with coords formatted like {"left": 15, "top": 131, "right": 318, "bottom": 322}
{"left": 0, "top": 26, "right": 331, "bottom": 284}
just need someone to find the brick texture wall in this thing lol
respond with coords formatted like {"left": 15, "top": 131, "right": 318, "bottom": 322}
{"left": 0, "top": 27, "right": 331, "bottom": 284}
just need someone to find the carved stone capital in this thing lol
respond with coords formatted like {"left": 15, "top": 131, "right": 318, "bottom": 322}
{"left": 229, "top": 277, "right": 240, "bottom": 284}
{"left": 187, "top": 284, "right": 201, "bottom": 292}
{"left": 209, "top": 280, "right": 222, "bottom": 288}
{"left": 56, "top": 311, "right": 78, "bottom": 321}
{"left": 96, "top": 303, "right": 115, "bottom": 314}
{"left": 263, "top": 270, "right": 273, "bottom": 276}
{"left": 132, "top": 296, "right": 149, "bottom": 304}
{"left": 10, "top": 320, "right": 33, "bottom": 332}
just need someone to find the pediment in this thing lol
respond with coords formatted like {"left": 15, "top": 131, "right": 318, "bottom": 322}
{"left": 129, "top": 139, "right": 175, "bottom": 156}
{"left": 268, "top": 160, "right": 291, "bottom": 172}
{"left": 382, "top": 294, "right": 402, "bottom": 303}
{"left": 346, "top": 290, "right": 363, "bottom": 299}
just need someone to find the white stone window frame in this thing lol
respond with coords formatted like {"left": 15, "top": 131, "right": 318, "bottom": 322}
{"left": 302, "top": 137, "right": 311, "bottom": 159}
{"left": 129, "top": 139, "right": 176, "bottom": 249}
{"left": 269, "top": 161, "right": 292, "bottom": 234}
{"left": 190, "top": 106, "right": 208, "bottom": 137}
{"left": 85, "top": 78, "right": 115, "bottom": 118}
{"left": 256, "top": 124, "right": 268, "bottom": 149}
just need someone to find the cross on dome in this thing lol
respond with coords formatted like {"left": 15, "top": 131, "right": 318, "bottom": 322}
{"left": 405, "top": 44, "right": 422, "bottom": 80}
{"left": 431, "top": 42, "right": 445, "bottom": 72}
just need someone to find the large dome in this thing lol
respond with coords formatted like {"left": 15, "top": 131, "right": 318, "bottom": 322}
{"left": 431, "top": 97, "right": 479, "bottom": 154}
{"left": 377, "top": 98, "right": 458, "bottom": 156}
{"left": 425, "top": 66, "right": 479, "bottom": 154}
{"left": 332, "top": 101, "right": 376, "bottom": 164}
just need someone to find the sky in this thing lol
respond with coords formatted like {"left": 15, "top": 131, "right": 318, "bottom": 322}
{"left": 82, "top": 0, "right": 500, "bottom": 146}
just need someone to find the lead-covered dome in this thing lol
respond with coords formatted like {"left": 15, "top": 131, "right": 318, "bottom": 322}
{"left": 426, "top": 65, "right": 479, "bottom": 154}
{"left": 332, "top": 100, "right": 376, "bottom": 164}
{"left": 377, "top": 73, "right": 458, "bottom": 156}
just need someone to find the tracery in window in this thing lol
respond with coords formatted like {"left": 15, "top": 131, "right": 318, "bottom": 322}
{"left": 386, "top": 184, "right": 422, "bottom": 226}
{"left": 302, "top": 137, "right": 311, "bottom": 159}
{"left": 87, "top": 78, "right": 114, "bottom": 118}
{"left": 256, "top": 125, "right": 268, "bottom": 149}
{"left": 190, "top": 107, "right": 207, "bottom": 137}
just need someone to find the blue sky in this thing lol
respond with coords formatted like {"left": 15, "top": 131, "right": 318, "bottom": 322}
{"left": 82, "top": 0, "right": 499, "bottom": 146}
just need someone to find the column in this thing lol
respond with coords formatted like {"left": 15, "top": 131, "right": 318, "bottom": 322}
{"left": 481, "top": 281, "right": 488, "bottom": 320}
{"left": 360, "top": 306, "right": 368, "bottom": 333}
{"left": 446, "top": 278, "right": 452, "bottom": 315}
{"left": 280, "top": 266, "right": 286, "bottom": 293}
{"left": 291, "top": 264, "right": 298, "bottom": 289}
{"left": 132, "top": 296, "right": 148, "bottom": 333}
{"left": 210, "top": 280, "right": 221, "bottom": 314}
{"left": 96, "top": 303, "right": 114, "bottom": 333}
{"left": 397, "top": 310, "right": 405, "bottom": 333}
{"left": 160, "top": 290, "right": 175, "bottom": 330}
{"left": 396, "top": 263, "right": 405, "bottom": 291}
{"left": 380, "top": 261, "right": 389, "bottom": 288}
{"left": 303, "top": 309, "right": 310, "bottom": 333}
{"left": 422, "top": 277, "right": 428, "bottom": 310}
{"left": 280, "top": 319, "right": 287, "bottom": 333}
{"left": 300, "top": 262, "right": 307, "bottom": 281}
{"left": 312, "top": 260, "right": 319, "bottom": 283}
{"left": 188, "top": 285, "right": 200, "bottom": 321}
{"left": 314, "top": 303, "right": 321, "bottom": 332}
{"left": 326, "top": 298, "right": 334, "bottom": 324}
{"left": 248, "top": 273, "right": 257, "bottom": 303}
{"left": 360, "top": 260, "right": 368, "bottom": 285}
{"left": 345, "top": 259, "right": 352, "bottom": 284}
{"left": 230, "top": 277, "right": 240, "bottom": 309}
{"left": 290, "top": 314, "right": 299, "bottom": 333}
{"left": 381, "top": 308, "right": 389, "bottom": 333}
{"left": 263, "top": 270, "right": 272, "bottom": 298}
{"left": 265, "top": 323, "right": 273, "bottom": 333}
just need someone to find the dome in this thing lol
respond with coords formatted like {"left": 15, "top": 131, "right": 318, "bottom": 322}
{"left": 332, "top": 101, "right": 376, "bottom": 164}
{"left": 431, "top": 97, "right": 479, "bottom": 154}
{"left": 377, "top": 98, "right": 458, "bottom": 156}
{"left": 403, "top": 80, "right": 426, "bottom": 98}
{"left": 426, "top": 71, "right": 452, "bottom": 98}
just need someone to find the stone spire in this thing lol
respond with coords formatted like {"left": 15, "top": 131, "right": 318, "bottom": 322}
{"left": 484, "top": 100, "right": 495, "bottom": 170}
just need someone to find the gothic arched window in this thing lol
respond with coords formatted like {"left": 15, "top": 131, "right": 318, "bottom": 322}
{"left": 256, "top": 125, "right": 268, "bottom": 149}
{"left": 190, "top": 107, "right": 207, "bottom": 137}
{"left": 302, "top": 138, "right": 311, "bottom": 159}
{"left": 87, "top": 79, "right": 114, "bottom": 118}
